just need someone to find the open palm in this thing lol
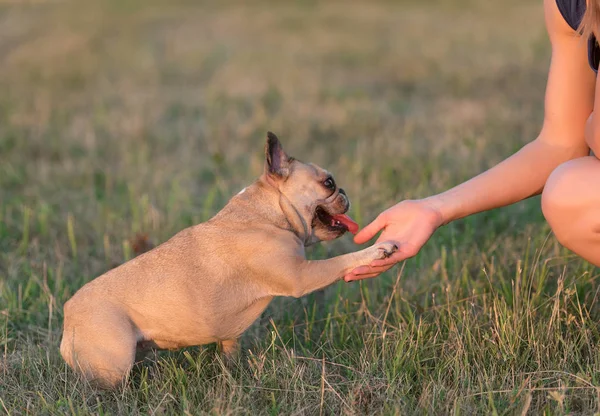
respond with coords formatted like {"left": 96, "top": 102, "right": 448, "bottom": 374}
{"left": 344, "top": 200, "right": 442, "bottom": 282}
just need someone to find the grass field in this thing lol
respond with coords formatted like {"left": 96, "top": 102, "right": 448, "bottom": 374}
{"left": 2, "top": 0, "right": 600, "bottom": 414}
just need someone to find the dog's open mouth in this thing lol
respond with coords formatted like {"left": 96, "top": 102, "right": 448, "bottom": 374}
{"left": 315, "top": 206, "right": 359, "bottom": 235}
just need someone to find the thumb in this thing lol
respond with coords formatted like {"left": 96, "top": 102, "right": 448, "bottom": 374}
{"left": 353, "top": 214, "right": 385, "bottom": 244}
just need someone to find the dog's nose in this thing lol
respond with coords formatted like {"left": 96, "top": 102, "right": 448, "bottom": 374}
{"left": 339, "top": 188, "right": 346, "bottom": 196}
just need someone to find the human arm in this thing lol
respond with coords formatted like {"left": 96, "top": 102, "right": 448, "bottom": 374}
{"left": 345, "top": 0, "right": 595, "bottom": 281}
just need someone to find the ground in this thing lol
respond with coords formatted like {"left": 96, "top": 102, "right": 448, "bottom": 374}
{"left": 1, "top": 0, "right": 600, "bottom": 414}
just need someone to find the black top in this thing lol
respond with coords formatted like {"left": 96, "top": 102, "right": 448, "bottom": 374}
{"left": 556, "top": 0, "right": 599, "bottom": 73}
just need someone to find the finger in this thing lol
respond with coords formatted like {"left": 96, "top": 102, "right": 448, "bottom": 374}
{"left": 344, "top": 267, "right": 388, "bottom": 282}
{"left": 348, "top": 265, "right": 371, "bottom": 275}
{"left": 348, "top": 265, "right": 390, "bottom": 275}
{"left": 345, "top": 272, "right": 381, "bottom": 282}
{"left": 353, "top": 214, "right": 385, "bottom": 244}
{"left": 347, "top": 263, "right": 394, "bottom": 277}
{"left": 344, "top": 272, "right": 378, "bottom": 281}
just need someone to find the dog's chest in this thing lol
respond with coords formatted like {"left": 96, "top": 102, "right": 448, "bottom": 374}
{"left": 216, "top": 296, "right": 273, "bottom": 339}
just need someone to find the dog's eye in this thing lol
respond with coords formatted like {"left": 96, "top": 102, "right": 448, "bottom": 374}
{"left": 323, "top": 177, "right": 335, "bottom": 190}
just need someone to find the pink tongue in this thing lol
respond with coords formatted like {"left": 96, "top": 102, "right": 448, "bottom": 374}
{"left": 331, "top": 214, "right": 359, "bottom": 235}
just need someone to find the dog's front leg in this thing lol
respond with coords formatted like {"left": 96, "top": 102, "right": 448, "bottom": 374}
{"left": 272, "top": 241, "right": 397, "bottom": 298}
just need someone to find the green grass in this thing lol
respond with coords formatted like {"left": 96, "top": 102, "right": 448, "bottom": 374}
{"left": 1, "top": 0, "right": 600, "bottom": 414}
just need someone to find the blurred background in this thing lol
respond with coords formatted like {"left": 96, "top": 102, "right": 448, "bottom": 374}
{"left": 1, "top": 0, "right": 550, "bottom": 267}
{"left": 4, "top": 0, "right": 597, "bottom": 413}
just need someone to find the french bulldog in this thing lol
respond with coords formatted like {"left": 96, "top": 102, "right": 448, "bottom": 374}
{"left": 60, "top": 133, "right": 397, "bottom": 389}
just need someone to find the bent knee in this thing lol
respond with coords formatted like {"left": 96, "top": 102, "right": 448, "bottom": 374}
{"left": 543, "top": 162, "right": 574, "bottom": 225}
{"left": 542, "top": 157, "right": 598, "bottom": 248}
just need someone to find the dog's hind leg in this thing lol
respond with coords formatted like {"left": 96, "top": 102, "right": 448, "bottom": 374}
{"left": 218, "top": 339, "right": 239, "bottom": 357}
{"left": 60, "top": 306, "right": 138, "bottom": 389}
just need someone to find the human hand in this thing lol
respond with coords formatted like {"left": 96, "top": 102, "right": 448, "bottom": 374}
{"left": 344, "top": 199, "right": 443, "bottom": 282}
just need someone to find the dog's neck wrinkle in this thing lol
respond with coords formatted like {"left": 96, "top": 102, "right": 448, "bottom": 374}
{"left": 277, "top": 192, "right": 311, "bottom": 244}
{"left": 256, "top": 178, "right": 313, "bottom": 244}
{"left": 255, "top": 180, "right": 311, "bottom": 244}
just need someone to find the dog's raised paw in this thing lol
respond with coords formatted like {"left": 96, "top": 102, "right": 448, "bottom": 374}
{"left": 376, "top": 242, "right": 398, "bottom": 259}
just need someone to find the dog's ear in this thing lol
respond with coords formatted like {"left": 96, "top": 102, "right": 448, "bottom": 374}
{"left": 265, "top": 132, "right": 291, "bottom": 178}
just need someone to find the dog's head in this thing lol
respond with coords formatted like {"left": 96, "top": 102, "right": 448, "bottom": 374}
{"left": 263, "top": 132, "right": 358, "bottom": 245}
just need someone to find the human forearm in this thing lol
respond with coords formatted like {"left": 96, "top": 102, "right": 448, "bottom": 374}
{"left": 347, "top": 0, "right": 597, "bottom": 281}
{"left": 424, "top": 137, "right": 589, "bottom": 224}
